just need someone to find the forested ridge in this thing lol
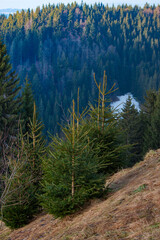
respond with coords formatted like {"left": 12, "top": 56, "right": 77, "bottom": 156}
{"left": 2, "top": 2, "right": 160, "bottom": 230}
{"left": 1, "top": 3, "right": 160, "bottom": 134}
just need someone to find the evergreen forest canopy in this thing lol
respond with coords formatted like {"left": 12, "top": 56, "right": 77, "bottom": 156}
{"left": 0, "top": 2, "right": 160, "bottom": 135}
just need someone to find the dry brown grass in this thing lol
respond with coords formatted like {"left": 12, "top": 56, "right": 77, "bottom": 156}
{"left": 0, "top": 221, "right": 11, "bottom": 240}
{"left": 1, "top": 149, "right": 160, "bottom": 240}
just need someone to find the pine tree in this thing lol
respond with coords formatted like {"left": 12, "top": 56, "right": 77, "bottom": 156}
{"left": 119, "top": 95, "right": 142, "bottom": 166}
{"left": 87, "top": 72, "right": 127, "bottom": 173}
{"left": 0, "top": 40, "right": 21, "bottom": 188}
{"left": 144, "top": 90, "right": 160, "bottom": 151}
{"left": 40, "top": 98, "right": 105, "bottom": 217}
{"left": 143, "top": 89, "right": 157, "bottom": 120}
{"left": 142, "top": 89, "right": 157, "bottom": 154}
{"left": 1, "top": 103, "right": 45, "bottom": 229}
{"left": 150, "top": 90, "right": 160, "bottom": 149}
{"left": 27, "top": 102, "right": 45, "bottom": 184}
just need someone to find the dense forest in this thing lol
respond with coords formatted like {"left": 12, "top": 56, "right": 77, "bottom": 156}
{"left": 1, "top": 3, "right": 160, "bottom": 134}
{"left": 1, "top": 35, "right": 160, "bottom": 227}
{"left": 1, "top": 2, "right": 160, "bottom": 229}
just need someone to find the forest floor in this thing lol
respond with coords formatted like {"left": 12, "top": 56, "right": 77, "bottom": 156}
{"left": 1, "top": 149, "right": 160, "bottom": 240}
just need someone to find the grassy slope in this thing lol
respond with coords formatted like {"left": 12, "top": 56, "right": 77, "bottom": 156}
{"left": 1, "top": 149, "right": 160, "bottom": 240}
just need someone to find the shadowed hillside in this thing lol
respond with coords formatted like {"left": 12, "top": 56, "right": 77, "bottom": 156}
{"left": 1, "top": 149, "right": 160, "bottom": 240}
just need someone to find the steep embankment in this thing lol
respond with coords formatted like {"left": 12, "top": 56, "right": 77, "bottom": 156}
{"left": 1, "top": 149, "right": 160, "bottom": 240}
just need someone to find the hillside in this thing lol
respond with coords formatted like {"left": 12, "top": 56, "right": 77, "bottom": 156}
{"left": 1, "top": 149, "right": 160, "bottom": 240}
